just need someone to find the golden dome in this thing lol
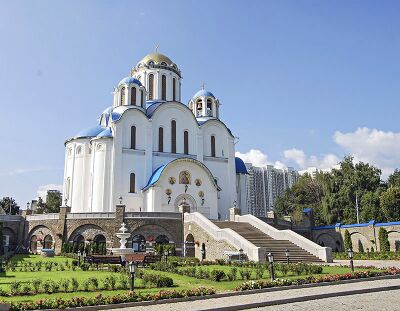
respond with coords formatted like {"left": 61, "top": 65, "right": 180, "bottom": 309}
{"left": 138, "top": 52, "right": 175, "bottom": 66}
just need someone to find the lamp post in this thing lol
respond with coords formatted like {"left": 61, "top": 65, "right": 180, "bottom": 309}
{"left": 267, "top": 252, "right": 275, "bottom": 281}
{"left": 285, "top": 249, "right": 290, "bottom": 264}
{"left": 164, "top": 249, "right": 169, "bottom": 263}
{"left": 77, "top": 250, "right": 81, "bottom": 266}
{"left": 82, "top": 251, "right": 87, "bottom": 263}
{"left": 128, "top": 261, "right": 137, "bottom": 291}
{"left": 348, "top": 248, "right": 354, "bottom": 272}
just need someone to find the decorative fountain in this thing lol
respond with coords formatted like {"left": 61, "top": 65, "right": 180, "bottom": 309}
{"left": 109, "top": 222, "right": 135, "bottom": 255}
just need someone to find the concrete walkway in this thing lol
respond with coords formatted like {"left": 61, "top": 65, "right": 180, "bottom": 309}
{"left": 117, "top": 277, "right": 400, "bottom": 311}
{"left": 330, "top": 260, "right": 400, "bottom": 269}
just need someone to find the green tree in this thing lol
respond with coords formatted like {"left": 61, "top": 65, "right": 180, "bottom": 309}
{"left": 360, "top": 190, "right": 385, "bottom": 222}
{"left": 0, "top": 222, "right": 4, "bottom": 255}
{"left": 0, "top": 197, "right": 20, "bottom": 215}
{"left": 36, "top": 191, "right": 62, "bottom": 214}
{"left": 357, "top": 240, "right": 364, "bottom": 253}
{"left": 378, "top": 227, "right": 390, "bottom": 252}
{"left": 344, "top": 229, "right": 352, "bottom": 250}
{"left": 387, "top": 169, "right": 400, "bottom": 188}
{"left": 380, "top": 186, "right": 400, "bottom": 221}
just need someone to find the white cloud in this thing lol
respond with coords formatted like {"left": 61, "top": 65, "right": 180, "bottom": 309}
{"left": 235, "top": 149, "right": 269, "bottom": 167}
{"left": 334, "top": 127, "right": 400, "bottom": 177}
{"left": 37, "top": 184, "right": 63, "bottom": 202}
{"left": 283, "top": 148, "right": 339, "bottom": 170}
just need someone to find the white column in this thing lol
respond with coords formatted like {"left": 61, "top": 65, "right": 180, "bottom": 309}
{"left": 126, "top": 86, "right": 131, "bottom": 106}
{"left": 202, "top": 97, "right": 206, "bottom": 116}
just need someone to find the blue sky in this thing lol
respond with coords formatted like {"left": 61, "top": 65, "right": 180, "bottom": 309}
{"left": 1, "top": 1, "right": 400, "bottom": 207}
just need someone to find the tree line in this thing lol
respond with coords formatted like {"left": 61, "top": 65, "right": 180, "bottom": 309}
{"left": 275, "top": 156, "right": 400, "bottom": 226}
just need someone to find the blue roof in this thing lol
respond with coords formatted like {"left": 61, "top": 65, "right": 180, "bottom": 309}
{"left": 193, "top": 89, "right": 215, "bottom": 98}
{"left": 96, "top": 127, "right": 113, "bottom": 138}
{"left": 143, "top": 165, "right": 167, "bottom": 189}
{"left": 146, "top": 100, "right": 166, "bottom": 117}
{"left": 235, "top": 157, "right": 248, "bottom": 174}
{"left": 118, "top": 77, "right": 142, "bottom": 86}
{"left": 303, "top": 207, "right": 312, "bottom": 214}
{"left": 73, "top": 125, "right": 106, "bottom": 139}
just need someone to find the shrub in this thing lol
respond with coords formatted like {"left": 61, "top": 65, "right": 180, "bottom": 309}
{"left": 32, "top": 279, "right": 42, "bottom": 294}
{"left": 255, "top": 266, "right": 265, "bottom": 279}
{"left": 358, "top": 240, "right": 364, "bottom": 253}
{"left": 0, "top": 288, "right": 7, "bottom": 296}
{"left": 50, "top": 280, "right": 60, "bottom": 293}
{"left": 82, "top": 279, "right": 91, "bottom": 291}
{"left": 379, "top": 228, "right": 390, "bottom": 252}
{"left": 71, "top": 260, "right": 79, "bottom": 267}
{"left": 119, "top": 275, "right": 129, "bottom": 290}
{"left": 344, "top": 229, "right": 352, "bottom": 251}
{"left": 239, "top": 269, "right": 252, "bottom": 280}
{"left": 89, "top": 277, "right": 99, "bottom": 290}
{"left": 10, "top": 281, "right": 21, "bottom": 295}
{"left": 142, "top": 273, "right": 174, "bottom": 287}
{"left": 227, "top": 267, "right": 238, "bottom": 281}
{"left": 21, "top": 282, "right": 32, "bottom": 295}
{"left": 210, "top": 269, "right": 226, "bottom": 282}
{"left": 71, "top": 278, "right": 79, "bottom": 292}
{"left": 42, "top": 280, "right": 52, "bottom": 294}
{"left": 60, "top": 279, "right": 70, "bottom": 292}
{"left": 80, "top": 263, "right": 90, "bottom": 271}
{"left": 279, "top": 263, "right": 289, "bottom": 276}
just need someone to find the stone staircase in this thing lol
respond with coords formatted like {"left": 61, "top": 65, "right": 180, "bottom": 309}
{"left": 213, "top": 221, "right": 322, "bottom": 262}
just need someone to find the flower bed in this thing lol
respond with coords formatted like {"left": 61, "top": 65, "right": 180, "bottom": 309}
{"left": 235, "top": 267, "right": 400, "bottom": 291}
{"left": 3, "top": 287, "right": 216, "bottom": 311}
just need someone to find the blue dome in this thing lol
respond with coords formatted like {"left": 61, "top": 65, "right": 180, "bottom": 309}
{"left": 118, "top": 77, "right": 142, "bottom": 86}
{"left": 235, "top": 157, "right": 249, "bottom": 174}
{"left": 96, "top": 127, "right": 113, "bottom": 138}
{"left": 73, "top": 125, "right": 106, "bottom": 139}
{"left": 192, "top": 89, "right": 215, "bottom": 99}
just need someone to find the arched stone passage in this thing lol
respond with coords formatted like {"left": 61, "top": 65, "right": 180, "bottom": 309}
{"left": 92, "top": 234, "right": 106, "bottom": 254}
{"left": 155, "top": 234, "right": 169, "bottom": 244}
{"left": 388, "top": 231, "right": 400, "bottom": 252}
{"left": 73, "top": 234, "right": 85, "bottom": 253}
{"left": 315, "top": 233, "right": 338, "bottom": 251}
{"left": 350, "top": 232, "right": 370, "bottom": 252}
{"left": 3, "top": 227, "right": 17, "bottom": 252}
{"left": 131, "top": 224, "right": 173, "bottom": 244}
{"left": 28, "top": 225, "right": 54, "bottom": 252}
{"left": 132, "top": 234, "right": 146, "bottom": 252}
{"left": 185, "top": 233, "right": 195, "bottom": 257}
{"left": 30, "top": 235, "right": 38, "bottom": 254}
{"left": 68, "top": 224, "right": 110, "bottom": 253}
{"left": 43, "top": 235, "right": 53, "bottom": 249}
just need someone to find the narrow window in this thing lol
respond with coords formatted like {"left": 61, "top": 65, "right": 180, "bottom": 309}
{"left": 140, "top": 89, "right": 144, "bottom": 107}
{"left": 148, "top": 74, "right": 154, "bottom": 100}
{"left": 211, "top": 135, "right": 216, "bottom": 157}
{"left": 161, "top": 75, "right": 166, "bottom": 100}
{"left": 130, "top": 173, "right": 136, "bottom": 193}
{"left": 207, "top": 98, "right": 212, "bottom": 116}
{"left": 184, "top": 131, "right": 189, "bottom": 154}
{"left": 120, "top": 87, "right": 126, "bottom": 105}
{"left": 158, "top": 127, "right": 164, "bottom": 152}
{"left": 172, "top": 78, "right": 176, "bottom": 101}
{"left": 131, "top": 87, "right": 137, "bottom": 105}
{"left": 171, "top": 120, "right": 176, "bottom": 153}
{"left": 130, "top": 126, "right": 136, "bottom": 149}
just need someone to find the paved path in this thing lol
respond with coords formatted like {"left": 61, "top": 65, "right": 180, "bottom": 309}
{"left": 330, "top": 260, "right": 400, "bottom": 269}
{"left": 116, "top": 277, "right": 400, "bottom": 311}
{"left": 246, "top": 289, "right": 400, "bottom": 311}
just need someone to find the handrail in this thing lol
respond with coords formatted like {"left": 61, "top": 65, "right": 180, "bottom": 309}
{"left": 235, "top": 214, "right": 332, "bottom": 262}
{"left": 184, "top": 212, "right": 261, "bottom": 261}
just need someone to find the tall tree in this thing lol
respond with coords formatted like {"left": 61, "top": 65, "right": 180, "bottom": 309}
{"left": 0, "top": 197, "right": 20, "bottom": 215}
{"left": 36, "top": 191, "right": 62, "bottom": 214}
{"left": 387, "top": 169, "right": 400, "bottom": 188}
{"left": 360, "top": 189, "right": 385, "bottom": 223}
{"left": 380, "top": 186, "right": 400, "bottom": 222}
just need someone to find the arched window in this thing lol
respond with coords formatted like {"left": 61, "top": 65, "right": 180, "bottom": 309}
{"left": 184, "top": 131, "right": 189, "bottom": 154}
{"left": 120, "top": 87, "right": 126, "bottom": 105}
{"left": 161, "top": 75, "right": 166, "bottom": 100}
{"left": 130, "top": 126, "right": 136, "bottom": 149}
{"left": 211, "top": 135, "right": 216, "bottom": 157}
{"left": 158, "top": 127, "right": 164, "bottom": 152}
{"left": 171, "top": 120, "right": 176, "bottom": 153}
{"left": 131, "top": 87, "right": 137, "bottom": 105}
{"left": 130, "top": 173, "right": 136, "bottom": 193}
{"left": 172, "top": 78, "right": 176, "bottom": 101}
{"left": 148, "top": 74, "right": 154, "bottom": 100}
{"left": 140, "top": 89, "right": 144, "bottom": 107}
{"left": 196, "top": 99, "right": 202, "bottom": 116}
{"left": 206, "top": 98, "right": 212, "bottom": 116}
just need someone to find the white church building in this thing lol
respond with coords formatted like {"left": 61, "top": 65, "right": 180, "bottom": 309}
{"left": 63, "top": 51, "right": 248, "bottom": 220}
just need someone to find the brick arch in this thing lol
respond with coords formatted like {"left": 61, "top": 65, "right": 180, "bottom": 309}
{"left": 67, "top": 224, "right": 111, "bottom": 242}
{"left": 387, "top": 230, "right": 400, "bottom": 251}
{"left": 314, "top": 232, "right": 338, "bottom": 251}
{"left": 349, "top": 231, "right": 370, "bottom": 252}
{"left": 28, "top": 225, "right": 55, "bottom": 242}
{"left": 131, "top": 224, "right": 174, "bottom": 243}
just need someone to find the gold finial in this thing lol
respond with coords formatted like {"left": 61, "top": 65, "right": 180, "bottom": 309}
{"left": 201, "top": 82, "right": 205, "bottom": 90}
{"left": 155, "top": 44, "right": 160, "bottom": 53}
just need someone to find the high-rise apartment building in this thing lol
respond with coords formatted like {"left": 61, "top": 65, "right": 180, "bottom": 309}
{"left": 245, "top": 164, "right": 299, "bottom": 217}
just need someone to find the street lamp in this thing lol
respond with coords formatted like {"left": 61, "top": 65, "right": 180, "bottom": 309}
{"left": 267, "top": 252, "right": 275, "bottom": 281}
{"left": 77, "top": 250, "right": 81, "bottom": 266}
{"left": 128, "top": 261, "right": 137, "bottom": 291}
{"left": 285, "top": 249, "right": 290, "bottom": 264}
{"left": 348, "top": 248, "right": 354, "bottom": 272}
{"left": 164, "top": 249, "right": 169, "bottom": 263}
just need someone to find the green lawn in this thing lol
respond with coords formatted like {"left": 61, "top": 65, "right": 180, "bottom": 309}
{"left": 0, "top": 255, "right": 374, "bottom": 303}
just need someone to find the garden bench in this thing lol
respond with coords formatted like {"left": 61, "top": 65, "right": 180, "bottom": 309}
{"left": 85, "top": 255, "right": 122, "bottom": 265}
{"left": 123, "top": 253, "right": 161, "bottom": 266}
